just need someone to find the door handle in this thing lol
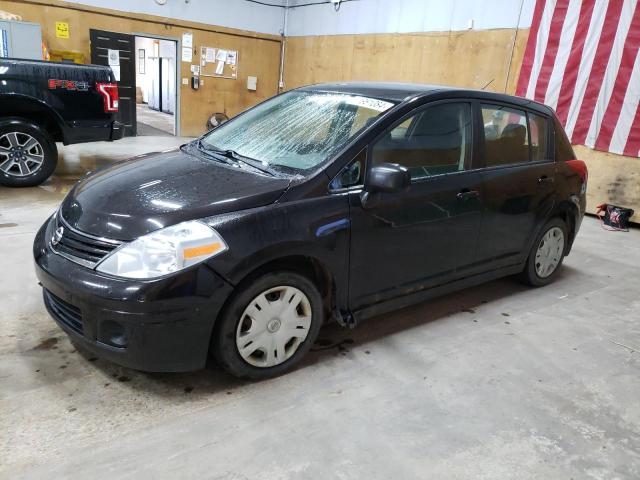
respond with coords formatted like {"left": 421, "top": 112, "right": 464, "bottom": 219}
{"left": 538, "top": 175, "right": 554, "bottom": 184}
{"left": 457, "top": 189, "right": 480, "bottom": 201}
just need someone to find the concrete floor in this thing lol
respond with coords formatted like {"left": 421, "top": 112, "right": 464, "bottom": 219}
{"left": 1, "top": 137, "right": 639, "bottom": 479}
{"left": 137, "top": 104, "right": 176, "bottom": 136}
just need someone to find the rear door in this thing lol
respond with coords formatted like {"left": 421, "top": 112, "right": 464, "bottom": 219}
{"left": 475, "top": 103, "right": 556, "bottom": 269}
{"left": 348, "top": 100, "right": 484, "bottom": 310}
{"left": 90, "top": 29, "right": 136, "bottom": 136}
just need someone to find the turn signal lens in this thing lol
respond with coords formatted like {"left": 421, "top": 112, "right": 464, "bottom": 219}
{"left": 183, "top": 242, "right": 224, "bottom": 259}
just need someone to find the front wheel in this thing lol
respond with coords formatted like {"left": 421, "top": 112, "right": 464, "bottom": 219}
{"left": 519, "top": 218, "right": 568, "bottom": 287}
{"left": 212, "top": 271, "right": 324, "bottom": 379}
{"left": 0, "top": 118, "right": 58, "bottom": 187}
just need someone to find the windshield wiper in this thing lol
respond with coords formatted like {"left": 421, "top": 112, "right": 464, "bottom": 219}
{"left": 197, "top": 140, "right": 275, "bottom": 176}
{"left": 195, "top": 139, "right": 237, "bottom": 166}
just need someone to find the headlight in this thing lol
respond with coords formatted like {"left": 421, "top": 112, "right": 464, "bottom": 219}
{"left": 96, "top": 221, "right": 227, "bottom": 279}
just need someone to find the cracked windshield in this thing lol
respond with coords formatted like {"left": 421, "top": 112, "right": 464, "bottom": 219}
{"left": 202, "top": 90, "right": 395, "bottom": 171}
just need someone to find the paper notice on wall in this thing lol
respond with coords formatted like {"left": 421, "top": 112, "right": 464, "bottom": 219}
{"left": 205, "top": 47, "right": 216, "bottom": 63}
{"left": 182, "top": 32, "right": 193, "bottom": 49}
{"left": 181, "top": 46, "right": 192, "bottom": 63}
{"left": 216, "top": 49, "right": 227, "bottom": 62}
{"left": 190, "top": 64, "right": 200, "bottom": 75}
{"left": 226, "top": 51, "right": 237, "bottom": 65}
{"left": 111, "top": 65, "right": 121, "bottom": 81}
{"left": 55, "top": 22, "right": 69, "bottom": 39}
{"left": 215, "top": 60, "right": 225, "bottom": 75}
{"left": 107, "top": 49, "right": 120, "bottom": 66}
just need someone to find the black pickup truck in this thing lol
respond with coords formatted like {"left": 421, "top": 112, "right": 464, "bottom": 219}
{"left": 0, "top": 58, "right": 123, "bottom": 187}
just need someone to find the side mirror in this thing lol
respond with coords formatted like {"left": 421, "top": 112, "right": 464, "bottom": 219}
{"left": 367, "top": 163, "right": 410, "bottom": 193}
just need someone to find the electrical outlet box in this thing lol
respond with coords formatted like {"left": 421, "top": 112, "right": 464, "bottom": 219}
{"left": 247, "top": 76, "right": 257, "bottom": 91}
{"left": 182, "top": 77, "right": 189, "bottom": 85}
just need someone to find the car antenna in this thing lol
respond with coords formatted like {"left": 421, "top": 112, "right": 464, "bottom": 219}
{"left": 481, "top": 78, "right": 495, "bottom": 90}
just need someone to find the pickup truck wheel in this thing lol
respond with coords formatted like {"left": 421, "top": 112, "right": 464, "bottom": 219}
{"left": 212, "top": 271, "right": 323, "bottom": 380}
{"left": 0, "top": 119, "right": 58, "bottom": 187}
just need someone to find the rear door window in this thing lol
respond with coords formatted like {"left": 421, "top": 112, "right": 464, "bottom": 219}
{"left": 481, "top": 104, "right": 530, "bottom": 166}
{"left": 481, "top": 104, "right": 552, "bottom": 166}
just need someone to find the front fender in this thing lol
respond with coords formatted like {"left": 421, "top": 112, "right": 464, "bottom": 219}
{"left": 203, "top": 195, "right": 351, "bottom": 308}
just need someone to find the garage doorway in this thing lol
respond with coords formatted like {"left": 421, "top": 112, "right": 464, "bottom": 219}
{"left": 134, "top": 35, "right": 178, "bottom": 136}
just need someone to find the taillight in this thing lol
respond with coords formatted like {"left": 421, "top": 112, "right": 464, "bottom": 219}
{"left": 566, "top": 159, "right": 588, "bottom": 183}
{"left": 96, "top": 83, "right": 119, "bottom": 113}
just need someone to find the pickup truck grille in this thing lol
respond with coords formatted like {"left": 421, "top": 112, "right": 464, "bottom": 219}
{"left": 50, "top": 214, "right": 121, "bottom": 268}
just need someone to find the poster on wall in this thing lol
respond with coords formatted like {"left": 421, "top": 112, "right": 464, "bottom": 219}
{"left": 110, "top": 66, "right": 120, "bottom": 81}
{"left": 55, "top": 22, "right": 69, "bottom": 39}
{"left": 205, "top": 47, "right": 216, "bottom": 63}
{"left": 182, "top": 32, "right": 193, "bottom": 48}
{"left": 215, "top": 49, "right": 227, "bottom": 63}
{"left": 181, "top": 46, "right": 192, "bottom": 63}
{"left": 107, "top": 49, "right": 119, "bottom": 66}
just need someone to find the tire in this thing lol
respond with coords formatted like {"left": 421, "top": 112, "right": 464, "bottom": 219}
{"left": 518, "top": 217, "right": 568, "bottom": 287}
{"left": 0, "top": 118, "right": 58, "bottom": 187}
{"left": 212, "top": 271, "right": 324, "bottom": 380}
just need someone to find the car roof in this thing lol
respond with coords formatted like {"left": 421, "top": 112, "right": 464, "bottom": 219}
{"left": 297, "top": 82, "right": 553, "bottom": 115}
{"left": 298, "top": 82, "right": 446, "bottom": 102}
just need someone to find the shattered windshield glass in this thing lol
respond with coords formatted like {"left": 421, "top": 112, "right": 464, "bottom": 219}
{"left": 201, "top": 90, "right": 396, "bottom": 172}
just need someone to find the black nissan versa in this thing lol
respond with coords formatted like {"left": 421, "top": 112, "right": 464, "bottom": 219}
{"left": 34, "top": 83, "right": 588, "bottom": 379}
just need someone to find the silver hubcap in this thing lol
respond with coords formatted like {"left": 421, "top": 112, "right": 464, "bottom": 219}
{"left": 0, "top": 132, "right": 44, "bottom": 177}
{"left": 535, "top": 227, "right": 564, "bottom": 278}
{"left": 236, "top": 286, "right": 312, "bottom": 368}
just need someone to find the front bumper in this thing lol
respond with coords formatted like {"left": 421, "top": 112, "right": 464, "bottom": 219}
{"left": 33, "top": 219, "right": 234, "bottom": 372}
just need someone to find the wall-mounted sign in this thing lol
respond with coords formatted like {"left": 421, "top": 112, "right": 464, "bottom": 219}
{"left": 182, "top": 32, "right": 193, "bottom": 48}
{"left": 55, "top": 22, "right": 69, "bottom": 39}
{"left": 181, "top": 46, "right": 192, "bottom": 63}
{"left": 107, "top": 49, "right": 119, "bottom": 66}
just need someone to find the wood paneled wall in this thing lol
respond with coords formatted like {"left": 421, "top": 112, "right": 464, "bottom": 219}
{"left": 574, "top": 145, "right": 640, "bottom": 216}
{"left": 0, "top": 0, "right": 282, "bottom": 136}
{"left": 283, "top": 29, "right": 529, "bottom": 94}
{"left": 283, "top": 29, "right": 640, "bottom": 217}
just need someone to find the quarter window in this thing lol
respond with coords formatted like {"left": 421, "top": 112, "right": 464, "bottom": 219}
{"left": 330, "top": 149, "right": 366, "bottom": 190}
{"left": 528, "top": 112, "right": 549, "bottom": 161}
{"left": 372, "top": 102, "right": 472, "bottom": 180}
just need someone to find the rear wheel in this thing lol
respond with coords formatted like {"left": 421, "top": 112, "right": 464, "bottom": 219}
{"left": 212, "top": 271, "right": 323, "bottom": 379}
{"left": 0, "top": 118, "right": 58, "bottom": 187}
{"left": 519, "top": 218, "right": 567, "bottom": 286}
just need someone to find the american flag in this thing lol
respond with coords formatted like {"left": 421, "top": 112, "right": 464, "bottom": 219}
{"left": 516, "top": 0, "right": 640, "bottom": 158}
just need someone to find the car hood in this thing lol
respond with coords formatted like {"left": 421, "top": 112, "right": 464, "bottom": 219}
{"left": 59, "top": 147, "right": 290, "bottom": 240}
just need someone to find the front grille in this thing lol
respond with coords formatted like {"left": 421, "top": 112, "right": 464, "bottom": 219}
{"left": 44, "top": 290, "right": 83, "bottom": 334}
{"left": 51, "top": 214, "right": 121, "bottom": 268}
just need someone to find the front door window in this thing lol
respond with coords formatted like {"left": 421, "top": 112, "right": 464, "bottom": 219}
{"left": 371, "top": 102, "right": 472, "bottom": 180}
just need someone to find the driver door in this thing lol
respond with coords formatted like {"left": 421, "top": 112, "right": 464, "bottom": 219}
{"left": 348, "top": 101, "right": 484, "bottom": 310}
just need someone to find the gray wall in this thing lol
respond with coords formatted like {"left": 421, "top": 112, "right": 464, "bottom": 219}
{"left": 64, "top": 0, "right": 286, "bottom": 35}
{"left": 59, "top": 1, "right": 538, "bottom": 38}
{"left": 286, "top": 0, "right": 536, "bottom": 36}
